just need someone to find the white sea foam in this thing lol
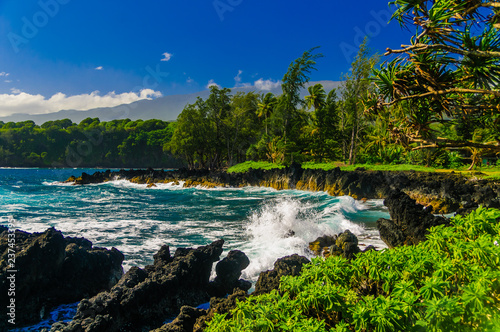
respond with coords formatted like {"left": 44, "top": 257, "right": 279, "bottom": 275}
{"left": 238, "top": 195, "right": 383, "bottom": 282}
{"left": 3, "top": 170, "right": 389, "bottom": 282}
{"left": 42, "top": 181, "right": 73, "bottom": 186}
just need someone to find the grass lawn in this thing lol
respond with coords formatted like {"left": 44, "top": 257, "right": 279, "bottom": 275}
{"left": 228, "top": 161, "right": 500, "bottom": 180}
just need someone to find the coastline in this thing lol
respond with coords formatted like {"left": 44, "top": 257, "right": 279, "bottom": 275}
{"left": 3, "top": 165, "right": 499, "bottom": 330}
{"left": 66, "top": 164, "right": 500, "bottom": 214}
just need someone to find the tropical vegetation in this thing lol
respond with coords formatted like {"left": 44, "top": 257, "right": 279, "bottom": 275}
{"left": 0, "top": 118, "right": 179, "bottom": 168}
{"left": 206, "top": 207, "right": 500, "bottom": 331}
{"left": 1, "top": 0, "right": 498, "bottom": 171}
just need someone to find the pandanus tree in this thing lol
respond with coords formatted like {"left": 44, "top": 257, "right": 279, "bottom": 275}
{"left": 366, "top": 0, "right": 500, "bottom": 169}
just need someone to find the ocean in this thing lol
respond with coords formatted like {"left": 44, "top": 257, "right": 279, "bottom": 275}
{"left": 1, "top": 168, "right": 389, "bottom": 330}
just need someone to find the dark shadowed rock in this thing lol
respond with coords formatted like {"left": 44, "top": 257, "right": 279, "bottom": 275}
{"left": 253, "top": 254, "right": 310, "bottom": 296}
{"left": 0, "top": 227, "right": 123, "bottom": 329}
{"left": 151, "top": 306, "right": 207, "bottom": 332}
{"left": 53, "top": 240, "right": 225, "bottom": 332}
{"left": 376, "top": 219, "right": 407, "bottom": 248}
{"left": 377, "top": 190, "right": 450, "bottom": 248}
{"left": 193, "top": 289, "right": 248, "bottom": 332}
{"left": 209, "top": 250, "right": 251, "bottom": 297}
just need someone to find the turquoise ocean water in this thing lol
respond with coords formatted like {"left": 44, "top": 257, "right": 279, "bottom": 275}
{"left": 1, "top": 168, "right": 389, "bottom": 330}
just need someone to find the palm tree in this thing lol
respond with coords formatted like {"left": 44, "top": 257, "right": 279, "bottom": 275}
{"left": 305, "top": 83, "right": 326, "bottom": 111}
{"left": 256, "top": 92, "right": 277, "bottom": 136}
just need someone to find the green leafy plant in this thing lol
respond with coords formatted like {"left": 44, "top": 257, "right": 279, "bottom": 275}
{"left": 206, "top": 208, "right": 500, "bottom": 331}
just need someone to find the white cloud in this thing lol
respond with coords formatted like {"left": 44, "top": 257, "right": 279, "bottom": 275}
{"left": 161, "top": 52, "right": 173, "bottom": 62}
{"left": 186, "top": 77, "right": 194, "bottom": 84}
{"left": 238, "top": 83, "right": 253, "bottom": 88}
{"left": 0, "top": 89, "right": 162, "bottom": 117}
{"left": 4, "top": 80, "right": 13, "bottom": 83}
{"left": 95, "top": 66, "right": 103, "bottom": 70}
{"left": 206, "top": 79, "right": 221, "bottom": 89}
{"left": 0, "top": 72, "right": 10, "bottom": 77}
{"left": 234, "top": 70, "right": 243, "bottom": 84}
{"left": 254, "top": 78, "right": 281, "bottom": 91}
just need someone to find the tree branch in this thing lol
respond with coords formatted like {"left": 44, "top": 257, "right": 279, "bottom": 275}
{"left": 385, "top": 43, "right": 500, "bottom": 58}
{"left": 409, "top": 137, "right": 500, "bottom": 151}
{"left": 382, "top": 88, "right": 500, "bottom": 106}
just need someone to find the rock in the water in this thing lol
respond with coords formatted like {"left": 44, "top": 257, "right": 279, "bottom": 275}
{"left": 209, "top": 250, "right": 251, "bottom": 297}
{"left": 308, "top": 235, "right": 337, "bottom": 255}
{"left": 253, "top": 254, "right": 310, "bottom": 295}
{"left": 0, "top": 227, "right": 123, "bottom": 329}
{"left": 376, "top": 218, "right": 407, "bottom": 248}
{"left": 377, "top": 190, "right": 449, "bottom": 248}
{"left": 336, "top": 229, "right": 358, "bottom": 248}
{"left": 309, "top": 230, "right": 362, "bottom": 259}
{"left": 53, "top": 240, "right": 225, "bottom": 332}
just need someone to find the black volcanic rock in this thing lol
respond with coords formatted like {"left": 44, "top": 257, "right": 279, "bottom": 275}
{"left": 151, "top": 305, "right": 207, "bottom": 332}
{"left": 0, "top": 227, "right": 123, "bottom": 329}
{"left": 209, "top": 250, "right": 251, "bottom": 297}
{"left": 54, "top": 240, "right": 226, "bottom": 332}
{"left": 253, "top": 254, "right": 310, "bottom": 296}
{"left": 377, "top": 190, "right": 450, "bottom": 248}
{"left": 66, "top": 165, "right": 500, "bottom": 215}
{"left": 193, "top": 289, "right": 248, "bottom": 332}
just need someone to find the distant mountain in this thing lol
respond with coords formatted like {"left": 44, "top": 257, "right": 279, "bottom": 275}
{"left": 0, "top": 81, "right": 342, "bottom": 124}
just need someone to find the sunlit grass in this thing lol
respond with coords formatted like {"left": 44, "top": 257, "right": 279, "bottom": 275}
{"left": 228, "top": 161, "right": 500, "bottom": 179}
{"left": 227, "top": 161, "right": 285, "bottom": 173}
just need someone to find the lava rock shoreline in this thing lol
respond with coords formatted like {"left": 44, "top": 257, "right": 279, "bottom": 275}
{"left": 0, "top": 227, "right": 124, "bottom": 330}
{"left": 66, "top": 164, "right": 500, "bottom": 214}
{"left": 1, "top": 226, "right": 312, "bottom": 332}
{"left": 1, "top": 184, "right": 480, "bottom": 331}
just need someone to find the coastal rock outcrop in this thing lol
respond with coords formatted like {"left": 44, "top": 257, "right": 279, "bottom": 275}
{"left": 309, "top": 230, "right": 363, "bottom": 259}
{"left": 208, "top": 250, "right": 251, "bottom": 297}
{"left": 0, "top": 227, "right": 124, "bottom": 329}
{"left": 253, "top": 254, "right": 310, "bottom": 296}
{"left": 376, "top": 190, "right": 450, "bottom": 248}
{"left": 151, "top": 305, "right": 207, "bottom": 332}
{"left": 66, "top": 165, "right": 500, "bottom": 214}
{"left": 54, "top": 240, "right": 238, "bottom": 332}
{"left": 155, "top": 289, "right": 249, "bottom": 332}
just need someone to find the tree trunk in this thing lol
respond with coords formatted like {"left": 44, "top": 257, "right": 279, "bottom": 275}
{"left": 348, "top": 125, "right": 356, "bottom": 165}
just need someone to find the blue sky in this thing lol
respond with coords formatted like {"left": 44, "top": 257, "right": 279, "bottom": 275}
{"left": 0, "top": 0, "right": 412, "bottom": 116}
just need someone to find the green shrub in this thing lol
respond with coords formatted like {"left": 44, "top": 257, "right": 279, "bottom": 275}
{"left": 206, "top": 208, "right": 500, "bottom": 331}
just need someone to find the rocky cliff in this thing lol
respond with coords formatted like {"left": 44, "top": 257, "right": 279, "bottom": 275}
{"left": 67, "top": 165, "right": 500, "bottom": 214}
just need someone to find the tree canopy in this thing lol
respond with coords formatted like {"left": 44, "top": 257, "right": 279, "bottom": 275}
{"left": 367, "top": 0, "right": 500, "bottom": 167}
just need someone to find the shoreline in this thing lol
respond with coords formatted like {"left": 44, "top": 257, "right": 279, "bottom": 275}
{"left": 66, "top": 164, "right": 500, "bottom": 214}
{"left": 4, "top": 166, "right": 498, "bottom": 330}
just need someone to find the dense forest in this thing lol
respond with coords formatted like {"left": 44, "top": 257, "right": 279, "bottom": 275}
{"left": 0, "top": 118, "right": 180, "bottom": 168}
{"left": 1, "top": 0, "right": 498, "bottom": 170}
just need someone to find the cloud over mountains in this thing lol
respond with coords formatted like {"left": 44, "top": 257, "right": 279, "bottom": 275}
{"left": 0, "top": 89, "right": 162, "bottom": 117}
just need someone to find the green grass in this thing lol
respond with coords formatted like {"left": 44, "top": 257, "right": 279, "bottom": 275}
{"left": 302, "top": 162, "right": 439, "bottom": 172}
{"left": 228, "top": 161, "right": 500, "bottom": 180}
{"left": 227, "top": 161, "right": 285, "bottom": 173}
